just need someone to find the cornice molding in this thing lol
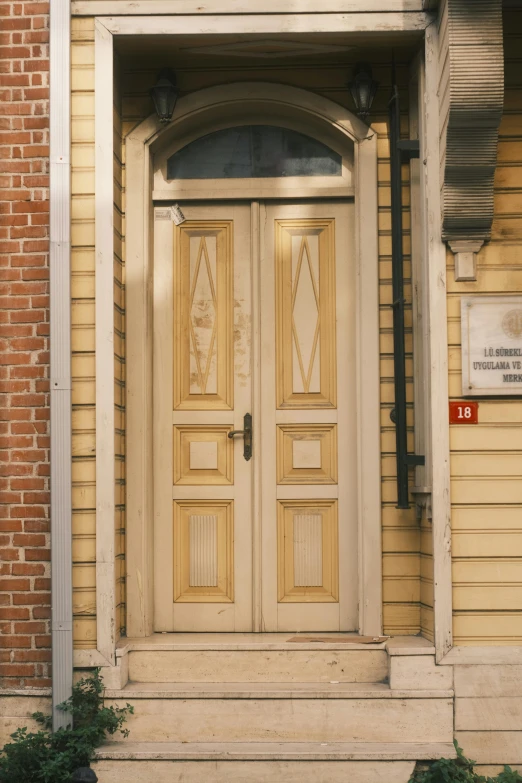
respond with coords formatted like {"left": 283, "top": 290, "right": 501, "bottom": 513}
{"left": 440, "top": 0, "right": 504, "bottom": 243}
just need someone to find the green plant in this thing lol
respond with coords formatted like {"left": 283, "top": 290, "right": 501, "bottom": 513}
{"left": 0, "top": 669, "right": 133, "bottom": 783}
{"left": 409, "top": 741, "right": 522, "bottom": 783}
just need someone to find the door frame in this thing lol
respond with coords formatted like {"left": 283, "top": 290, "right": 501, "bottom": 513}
{"left": 124, "top": 81, "right": 381, "bottom": 637}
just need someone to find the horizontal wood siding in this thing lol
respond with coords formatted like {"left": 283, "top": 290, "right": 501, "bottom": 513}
{"left": 114, "top": 51, "right": 126, "bottom": 639}
{"left": 449, "top": 9, "right": 522, "bottom": 646}
{"left": 376, "top": 106, "right": 420, "bottom": 636}
{"left": 71, "top": 17, "right": 96, "bottom": 649}
{"left": 71, "top": 36, "right": 421, "bottom": 641}
{"left": 119, "top": 48, "right": 420, "bottom": 636}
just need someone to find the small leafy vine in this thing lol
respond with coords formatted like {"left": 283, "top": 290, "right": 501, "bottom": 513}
{"left": 410, "top": 741, "right": 522, "bottom": 783}
{"left": 0, "top": 669, "right": 133, "bottom": 783}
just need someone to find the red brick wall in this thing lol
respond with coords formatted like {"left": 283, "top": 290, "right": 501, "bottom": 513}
{"left": 0, "top": 0, "right": 51, "bottom": 688}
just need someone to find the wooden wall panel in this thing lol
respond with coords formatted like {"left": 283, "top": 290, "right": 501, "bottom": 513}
{"left": 113, "top": 50, "right": 126, "bottom": 640}
{"left": 118, "top": 47, "right": 420, "bottom": 636}
{"left": 448, "top": 9, "right": 522, "bottom": 646}
{"left": 374, "top": 100, "right": 419, "bottom": 636}
{"left": 71, "top": 17, "right": 126, "bottom": 649}
{"left": 71, "top": 38, "right": 419, "bottom": 643}
{"left": 71, "top": 17, "right": 96, "bottom": 650}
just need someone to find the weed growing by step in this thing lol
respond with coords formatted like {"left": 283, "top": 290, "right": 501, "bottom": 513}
{"left": 410, "top": 741, "right": 522, "bottom": 783}
{"left": 0, "top": 668, "right": 133, "bottom": 783}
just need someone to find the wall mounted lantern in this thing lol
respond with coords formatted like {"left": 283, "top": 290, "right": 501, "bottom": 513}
{"left": 348, "top": 63, "right": 379, "bottom": 121}
{"left": 150, "top": 68, "right": 179, "bottom": 124}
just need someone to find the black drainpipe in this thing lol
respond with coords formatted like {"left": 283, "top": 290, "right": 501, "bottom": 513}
{"left": 388, "top": 78, "right": 425, "bottom": 508}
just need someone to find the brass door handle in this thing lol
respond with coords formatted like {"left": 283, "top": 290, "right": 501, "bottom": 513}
{"left": 228, "top": 413, "right": 252, "bottom": 461}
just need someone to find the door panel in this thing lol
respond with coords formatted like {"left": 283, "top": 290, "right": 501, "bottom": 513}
{"left": 275, "top": 218, "right": 337, "bottom": 409}
{"left": 174, "top": 221, "right": 234, "bottom": 410}
{"left": 154, "top": 200, "right": 357, "bottom": 633}
{"left": 153, "top": 204, "right": 253, "bottom": 631}
{"left": 261, "top": 202, "right": 357, "bottom": 632}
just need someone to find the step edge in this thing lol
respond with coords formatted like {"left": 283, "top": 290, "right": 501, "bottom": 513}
{"left": 95, "top": 741, "right": 457, "bottom": 762}
{"left": 105, "top": 685, "right": 454, "bottom": 699}
{"left": 120, "top": 643, "right": 388, "bottom": 653}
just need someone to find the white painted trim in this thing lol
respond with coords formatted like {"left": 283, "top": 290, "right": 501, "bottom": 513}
{"left": 124, "top": 82, "right": 381, "bottom": 637}
{"left": 75, "top": 0, "right": 426, "bottom": 14}
{"left": 153, "top": 187, "right": 355, "bottom": 201}
{"left": 95, "top": 19, "right": 117, "bottom": 664}
{"left": 439, "top": 646, "right": 522, "bottom": 666}
{"left": 49, "top": 0, "right": 73, "bottom": 728}
{"left": 251, "top": 201, "right": 262, "bottom": 632}
{"left": 423, "top": 22, "right": 452, "bottom": 662}
{"left": 355, "top": 132, "right": 382, "bottom": 636}
{"left": 409, "top": 55, "right": 432, "bottom": 501}
{"left": 124, "top": 104, "right": 155, "bottom": 640}
{"left": 101, "top": 13, "right": 432, "bottom": 35}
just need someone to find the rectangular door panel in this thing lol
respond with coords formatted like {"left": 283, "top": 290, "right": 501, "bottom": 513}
{"left": 275, "top": 219, "right": 337, "bottom": 409}
{"left": 153, "top": 204, "right": 253, "bottom": 631}
{"left": 174, "top": 222, "right": 233, "bottom": 410}
{"left": 261, "top": 201, "right": 357, "bottom": 632}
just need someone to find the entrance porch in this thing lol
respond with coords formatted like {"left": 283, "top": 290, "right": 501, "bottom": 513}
{"left": 93, "top": 633, "right": 454, "bottom": 781}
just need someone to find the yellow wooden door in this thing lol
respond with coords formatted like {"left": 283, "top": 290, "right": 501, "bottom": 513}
{"left": 154, "top": 200, "right": 357, "bottom": 633}
{"left": 260, "top": 201, "right": 357, "bottom": 632}
{"left": 153, "top": 203, "right": 253, "bottom": 631}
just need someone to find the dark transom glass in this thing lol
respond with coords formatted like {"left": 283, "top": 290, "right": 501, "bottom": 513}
{"left": 166, "top": 125, "right": 342, "bottom": 179}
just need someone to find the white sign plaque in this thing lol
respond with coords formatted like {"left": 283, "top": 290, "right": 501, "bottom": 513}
{"left": 461, "top": 296, "right": 522, "bottom": 396}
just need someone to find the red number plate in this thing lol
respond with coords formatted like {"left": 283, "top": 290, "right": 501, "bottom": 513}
{"left": 449, "top": 401, "right": 479, "bottom": 424}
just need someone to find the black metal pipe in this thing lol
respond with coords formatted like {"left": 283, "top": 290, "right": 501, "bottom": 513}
{"left": 389, "top": 82, "right": 424, "bottom": 508}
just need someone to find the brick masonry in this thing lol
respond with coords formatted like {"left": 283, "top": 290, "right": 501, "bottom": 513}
{"left": 0, "top": 0, "right": 51, "bottom": 687}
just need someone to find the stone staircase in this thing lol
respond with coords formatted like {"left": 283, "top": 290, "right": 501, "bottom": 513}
{"left": 93, "top": 634, "right": 455, "bottom": 783}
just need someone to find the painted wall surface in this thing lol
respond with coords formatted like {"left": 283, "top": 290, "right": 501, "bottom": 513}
{"left": 71, "top": 18, "right": 96, "bottom": 648}
{"left": 70, "top": 19, "right": 426, "bottom": 645}
{"left": 449, "top": 8, "right": 522, "bottom": 647}
{"left": 71, "top": 17, "right": 126, "bottom": 648}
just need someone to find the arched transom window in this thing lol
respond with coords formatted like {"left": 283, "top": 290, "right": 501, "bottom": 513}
{"left": 166, "top": 125, "right": 342, "bottom": 180}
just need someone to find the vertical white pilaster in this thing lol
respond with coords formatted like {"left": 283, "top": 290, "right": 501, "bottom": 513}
{"left": 50, "top": 0, "right": 73, "bottom": 730}
{"left": 424, "top": 21, "right": 453, "bottom": 661}
{"left": 95, "top": 19, "right": 116, "bottom": 663}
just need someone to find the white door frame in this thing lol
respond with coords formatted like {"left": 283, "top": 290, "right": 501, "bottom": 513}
{"left": 121, "top": 82, "right": 381, "bottom": 638}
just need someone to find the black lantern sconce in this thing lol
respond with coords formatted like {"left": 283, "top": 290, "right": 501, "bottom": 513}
{"left": 348, "top": 63, "right": 379, "bottom": 121}
{"left": 150, "top": 68, "right": 179, "bottom": 124}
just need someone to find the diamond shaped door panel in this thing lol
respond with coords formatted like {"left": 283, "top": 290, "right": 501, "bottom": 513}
{"left": 174, "top": 222, "right": 233, "bottom": 410}
{"left": 275, "top": 220, "right": 336, "bottom": 408}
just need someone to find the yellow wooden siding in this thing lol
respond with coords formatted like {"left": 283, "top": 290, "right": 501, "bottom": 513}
{"left": 119, "top": 53, "right": 420, "bottom": 636}
{"left": 114, "top": 51, "right": 126, "bottom": 639}
{"left": 375, "top": 108, "right": 420, "bottom": 636}
{"left": 71, "top": 17, "right": 96, "bottom": 649}
{"left": 72, "top": 42, "right": 421, "bottom": 642}
{"left": 71, "top": 18, "right": 126, "bottom": 648}
{"left": 449, "top": 10, "right": 522, "bottom": 646}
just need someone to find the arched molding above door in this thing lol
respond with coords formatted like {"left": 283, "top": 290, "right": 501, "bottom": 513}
{"left": 127, "top": 81, "right": 374, "bottom": 151}
{"left": 124, "top": 81, "right": 381, "bottom": 639}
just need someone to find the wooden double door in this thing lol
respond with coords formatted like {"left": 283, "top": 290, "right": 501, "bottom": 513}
{"left": 153, "top": 200, "right": 357, "bottom": 632}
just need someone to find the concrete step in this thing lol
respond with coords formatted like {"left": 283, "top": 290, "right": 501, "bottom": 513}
{"left": 106, "top": 682, "right": 454, "bottom": 744}
{"left": 94, "top": 741, "right": 456, "bottom": 783}
{"left": 127, "top": 648, "right": 388, "bottom": 683}
{"left": 122, "top": 633, "right": 390, "bottom": 683}
{"left": 107, "top": 680, "right": 452, "bottom": 699}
